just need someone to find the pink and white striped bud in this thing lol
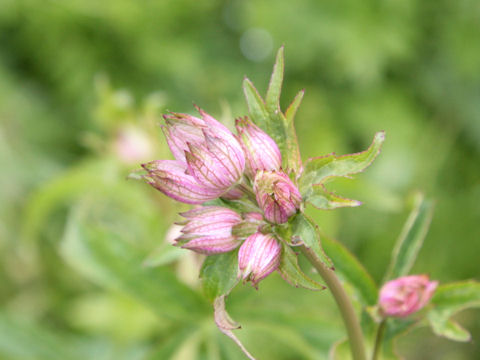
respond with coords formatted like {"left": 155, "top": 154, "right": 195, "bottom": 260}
{"left": 235, "top": 117, "right": 282, "bottom": 179}
{"left": 238, "top": 232, "right": 281, "bottom": 287}
{"left": 254, "top": 170, "right": 302, "bottom": 224}
{"left": 175, "top": 206, "right": 243, "bottom": 254}
{"left": 142, "top": 160, "right": 223, "bottom": 204}
{"left": 379, "top": 275, "right": 438, "bottom": 318}
{"left": 160, "top": 109, "right": 245, "bottom": 196}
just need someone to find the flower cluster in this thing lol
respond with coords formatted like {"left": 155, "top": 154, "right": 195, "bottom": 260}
{"left": 143, "top": 109, "right": 301, "bottom": 286}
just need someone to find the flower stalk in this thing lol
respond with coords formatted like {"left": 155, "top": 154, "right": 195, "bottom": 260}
{"left": 300, "top": 244, "right": 367, "bottom": 360}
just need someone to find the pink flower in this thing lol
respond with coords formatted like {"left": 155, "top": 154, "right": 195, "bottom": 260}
{"left": 379, "top": 275, "right": 438, "bottom": 318}
{"left": 254, "top": 170, "right": 302, "bottom": 224}
{"left": 235, "top": 117, "right": 282, "bottom": 179}
{"left": 143, "top": 108, "right": 245, "bottom": 203}
{"left": 238, "top": 232, "right": 282, "bottom": 287}
{"left": 175, "top": 206, "right": 243, "bottom": 254}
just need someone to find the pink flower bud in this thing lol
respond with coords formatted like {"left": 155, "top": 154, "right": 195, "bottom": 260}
{"left": 148, "top": 109, "right": 245, "bottom": 202}
{"left": 238, "top": 232, "right": 281, "bottom": 287}
{"left": 175, "top": 206, "right": 243, "bottom": 254}
{"left": 235, "top": 117, "right": 282, "bottom": 178}
{"left": 114, "top": 126, "right": 153, "bottom": 164}
{"left": 142, "top": 160, "right": 223, "bottom": 204}
{"left": 379, "top": 275, "right": 438, "bottom": 318}
{"left": 254, "top": 170, "right": 302, "bottom": 224}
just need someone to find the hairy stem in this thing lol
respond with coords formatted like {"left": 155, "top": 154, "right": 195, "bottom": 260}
{"left": 300, "top": 245, "right": 366, "bottom": 360}
{"left": 372, "top": 319, "right": 386, "bottom": 360}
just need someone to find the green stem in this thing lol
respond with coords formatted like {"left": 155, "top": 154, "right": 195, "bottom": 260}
{"left": 372, "top": 319, "right": 386, "bottom": 360}
{"left": 300, "top": 245, "right": 367, "bottom": 360}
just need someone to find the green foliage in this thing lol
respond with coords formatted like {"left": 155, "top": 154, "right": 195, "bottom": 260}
{"left": 291, "top": 213, "right": 333, "bottom": 269}
{"left": 300, "top": 131, "right": 385, "bottom": 193}
{"left": 277, "top": 242, "right": 325, "bottom": 291}
{"left": 428, "top": 281, "right": 480, "bottom": 342}
{"left": 243, "top": 47, "right": 302, "bottom": 173}
{"left": 322, "top": 235, "right": 378, "bottom": 307}
{"left": 384, "top": 193, "right": 435, "bottom": 281}
{"left": 200, "top": 252, "right": 240, "bottom": 302}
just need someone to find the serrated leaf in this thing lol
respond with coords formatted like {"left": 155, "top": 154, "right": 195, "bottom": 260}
{"left": 277, "top": 242, "right": 325, "bottom": 291}
{"left": 306, "top": 185, "right": 362, "bottom": 210}
{"left": 384, "top": 193, "right": 434, "bottom": 281}
{"left": 291, "top": 213, "right": 333, "bottom": 269}
{"left": 427, "top": 281, "right": 480, "bottom": 342}
{"left": 200, "top": 251, "right": 239, "bottom": 302}
{"left": 300, "top": 131, "right": 385, "bottom": 194}
{"left": 321, "top": 234, "right": 378, "bottom": 306}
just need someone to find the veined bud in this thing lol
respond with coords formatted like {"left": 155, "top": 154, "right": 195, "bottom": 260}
{"left": 232, "top": 212, "right": 265, "bottom": 240}
{"left": 379, "top": 275, "right": 438, "bottom": 318}
{"left": 146, "top": 108, "right": 245, "bottom": 203}
{"left": 142, "top": 160, "right": 223, "bottom": 204}
{"left": 235, "top": 117, "right": 282, "bottom": 179}
{"left": 254, "top": 170, "right": 302, "bottom": 224}
{"left": 175, "top": 206, "right": 243, "bottom": 254}
{"left": 238, "top": 232, "right": 281, "bottom": 287}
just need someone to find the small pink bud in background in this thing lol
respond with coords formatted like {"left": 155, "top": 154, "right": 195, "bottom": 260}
{"left": 235, "top": 117, "right": 282, "bottom": 179}
{"left": 175, "top": 206, "right": 243, "bottom": 254}
{"left": 238, "top": 232, "right": 281, "bottom": 287}
{"left": 254, "top": 170, "right": 302, "bottom": 224}
{"left": 114, "top": 125, "right": 153, "bottom": 164}
{"left": 379, "top": 275, "right": 438, "bottom": 318}
{"left": 142, "top": 160, "right": 223, "bottom": 204}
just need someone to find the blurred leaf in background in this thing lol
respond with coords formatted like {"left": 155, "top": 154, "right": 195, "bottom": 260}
{"left": 1, "top": 0, "right": 479, "bottom": 359}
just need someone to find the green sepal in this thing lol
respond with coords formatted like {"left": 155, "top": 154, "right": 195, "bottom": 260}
{"left": 277, "top": 242, "right": 326, "bottom": 291}
{"left": 306, "top": 184, "right": 362, "bottom": 210}
{"left": 427, "top": 280, "right": 480, "bottom": 342}
{"left": 290, "top": 213, "right": 333, "bottom": 269}
{"left": 243, "top": 47, "right": 302, "bottom": 174}
{"left": 299, "top": 131, "right": 385, "bottom": 194}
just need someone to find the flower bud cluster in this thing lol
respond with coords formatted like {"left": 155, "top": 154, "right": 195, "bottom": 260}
{"left": 143, "top": 108, "right": 303, "bottom": 285}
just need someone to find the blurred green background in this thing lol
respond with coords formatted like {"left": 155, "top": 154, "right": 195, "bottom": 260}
{"left": 1, "top": 0, "right": 479, "bottom": 359}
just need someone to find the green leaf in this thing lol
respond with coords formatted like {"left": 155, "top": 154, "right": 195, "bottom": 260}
{"left": 265, "top": 46, "right": 284, "bottom": 113}
{"left": 384, "top": 193, "right": 435, "bottom": 281}
{"left": 321, "top": 234, "right": 378, "bottom": 306}
{"left": 61, "top": 206, "right": 208, "bottom": 322}
{"left": 243, "top": 47, "right": 302, "bottom": 173}
{"left": 427, "top": 281, "right": 480, "bottom": 342}
{"left": 143, "top": 243, "right": 184, "bottom": 267}
{"left": 299, "top": 131, "right": 385, "bottom": 194}
{"left": 285, "top": 90, "right": 304, "bottom": 125}
{"left": 0, "top": 312, "right": 85, "bottom": 360}
{"left": 277, "top": 242, "right": 325, "bottom": 291}
{"left": 291, "top": 214, "right": 333, "bottom": 269}
{"left": 306, "top": 185, "right": 362, "bottom": 210}
{"left": 200, "top": 251, "right": 239, "bottom": 302}
{"left": 242, "top": 78, "right": 269, "bottom": 128}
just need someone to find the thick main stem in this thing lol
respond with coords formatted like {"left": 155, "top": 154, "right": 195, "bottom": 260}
{"left": 300, "top": 245, "right": 367, "bottom": 360}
